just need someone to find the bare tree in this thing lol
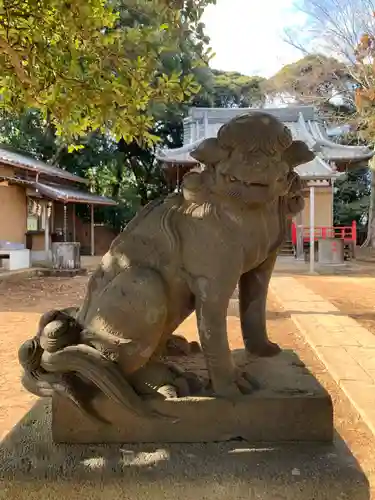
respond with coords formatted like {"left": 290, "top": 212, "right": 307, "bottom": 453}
{"left": 264, "top": 53, "right": 356, "bottom": 113}
{"left": 283, "top": 0, "right": 375, "bottom": 247}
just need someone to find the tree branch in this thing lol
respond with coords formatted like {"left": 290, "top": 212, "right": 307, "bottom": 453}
{"left": 0, "top": 36, "right": 31, "bottom": 86}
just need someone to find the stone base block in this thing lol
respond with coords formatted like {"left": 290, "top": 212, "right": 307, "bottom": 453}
{"left": 52, "top": 349, "right": 333, "bottom": 444}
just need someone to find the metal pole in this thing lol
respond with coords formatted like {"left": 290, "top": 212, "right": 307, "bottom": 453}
{"left": 309, "top": 185, "right": 315, "bottom": 274}
{"left": 90, "top": 204, "right": 95, "bottom": 256}
{"left": 295, "top": 211, "right": 304, "bottom": 260}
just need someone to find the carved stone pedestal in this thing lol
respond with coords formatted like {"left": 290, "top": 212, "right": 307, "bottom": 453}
{"left": 52, "top": 349, "right": 333, "bottom": 444}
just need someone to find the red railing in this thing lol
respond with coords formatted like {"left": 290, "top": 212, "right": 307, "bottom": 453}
{"left": 291, "top": 221, "right": 357, "bottom": 245}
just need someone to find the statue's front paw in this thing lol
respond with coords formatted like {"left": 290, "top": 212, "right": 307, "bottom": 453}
{"left": 246, "top": 340, "right": 281, "bottom": 358}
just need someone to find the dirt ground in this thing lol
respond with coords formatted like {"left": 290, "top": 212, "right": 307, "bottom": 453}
{"left": 0, "top": 274, "right": 375, "bottom": 494}
{"left": 0, "top": 275, "right": 88, "bottom": 441}
{"left": 296, "top": 275, "right": 375, "bottom": 335}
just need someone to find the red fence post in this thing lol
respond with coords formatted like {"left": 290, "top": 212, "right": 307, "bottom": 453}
{"left": 352, "top": 220, "right": 357, "bottom": 245}
{"left": 291, "top": 221, "right": 297, "bottom": 245}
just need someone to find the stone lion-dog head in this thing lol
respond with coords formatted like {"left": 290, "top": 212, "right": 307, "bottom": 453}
{"left": 183, "top": 111, "right": 314, "bottom": 209}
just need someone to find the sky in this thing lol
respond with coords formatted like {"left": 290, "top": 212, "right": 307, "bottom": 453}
{"left": 202, "top": 0, "right": 308, "bottom": 78}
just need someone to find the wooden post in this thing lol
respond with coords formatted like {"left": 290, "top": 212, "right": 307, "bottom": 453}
{"left": 90, "top": 204, "right": 95, "bottom": 256}
{"left": 352, "top": 220, "right": 357, "bottom": 245}
{"left": 44, "top": 202, "right": 50, "bottom": 260}
{"left": 51, "top": 202, "right": 55, "bottom": 234}
{"left": 72, "top": 204, "right": 76, "bottom": 242}
{"left": 63, "top": 204, "right": 68, "bottom": 242}
{"left": 309, "top": 185, "right": 315, "bottom": 273}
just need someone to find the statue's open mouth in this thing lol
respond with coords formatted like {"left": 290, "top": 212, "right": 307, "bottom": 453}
{"left": 223, "top": 174, "right": 268, "bottom": 188}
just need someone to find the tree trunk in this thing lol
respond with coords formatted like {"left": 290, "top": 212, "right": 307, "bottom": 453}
{"left": 111, "top": 161, "right": 123, "bottom": 199}
{"left": 137, "top": 183, "right": 149, "bottom": 206}
{"left": 362, "top": 166, "right": 375, "bottom": 248}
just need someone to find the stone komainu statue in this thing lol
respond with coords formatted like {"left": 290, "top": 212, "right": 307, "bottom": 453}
{"left": 18, "top": 111, "right": 314, "bottom": 423}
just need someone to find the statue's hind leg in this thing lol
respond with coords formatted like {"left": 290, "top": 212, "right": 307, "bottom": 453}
{"left": 83, "top": 266, "right": 171, "bottom": 376}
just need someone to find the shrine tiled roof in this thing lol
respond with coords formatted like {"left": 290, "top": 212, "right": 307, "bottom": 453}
{"left": 156, "top": 106, "right": 374, "bottom": 180}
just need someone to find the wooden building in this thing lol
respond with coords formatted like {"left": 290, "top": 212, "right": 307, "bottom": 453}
{"left": 0, "top": 147, "right": 117, "bottom": 269}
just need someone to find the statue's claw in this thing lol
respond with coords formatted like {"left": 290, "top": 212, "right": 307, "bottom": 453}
{"left": 156, "top": 372, "right": 204, "bottom": 399}
{"left": 236, "top": 371, "right": 260, "bottom": 393}
{"left": 212, "top": 369, "right": 260, "bottom": 398}
{"left": 157, "top": 384, "right": 178, "bottom": 399}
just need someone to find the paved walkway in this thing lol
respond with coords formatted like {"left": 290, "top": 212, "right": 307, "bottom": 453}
{"left": 271, "top": 276, "right": 375, "bottom": 437}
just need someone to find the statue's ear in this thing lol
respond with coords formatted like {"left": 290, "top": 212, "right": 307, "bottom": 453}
{"left": 282, "top": 140, "right": 315, "bottom": 168}
{"left": 190, "top": 137, "right": 229, "bottom": 165}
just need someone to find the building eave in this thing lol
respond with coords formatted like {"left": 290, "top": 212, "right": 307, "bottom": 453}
{"left": 0, "top": 147, "right": 88, "bottom": 185}
{"left": 0, "top": 176, "right": 118, "bottom": 206}
{"left": 155, "top": 138, "right": 204, "bottom": 165}
{"left": 295, "top": 156, "right": 342, "bottom": 180}
{"left": 307, "top": 120, "right": 374, "bottom": 163}
{"left": 312, "top": 145, "right": 374, "bottom": 163}
{"left": 188, "top": 105, "right": 316, "bottom": 122}
{"left": 34, "top": 182, "right": 118, "bottom": 206}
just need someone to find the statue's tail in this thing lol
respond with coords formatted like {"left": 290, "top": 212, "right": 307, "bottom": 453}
{"left": 18, "top": 309, "right": 175, "bottom": 423}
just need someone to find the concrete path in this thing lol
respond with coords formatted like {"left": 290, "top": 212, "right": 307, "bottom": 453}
{"left": 271, "top": 276, "right": 375, "bottom": 437}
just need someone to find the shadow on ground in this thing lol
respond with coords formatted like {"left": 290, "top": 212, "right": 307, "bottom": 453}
{"left": 0, "top": 355, "right": 371, "bottom": 500}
